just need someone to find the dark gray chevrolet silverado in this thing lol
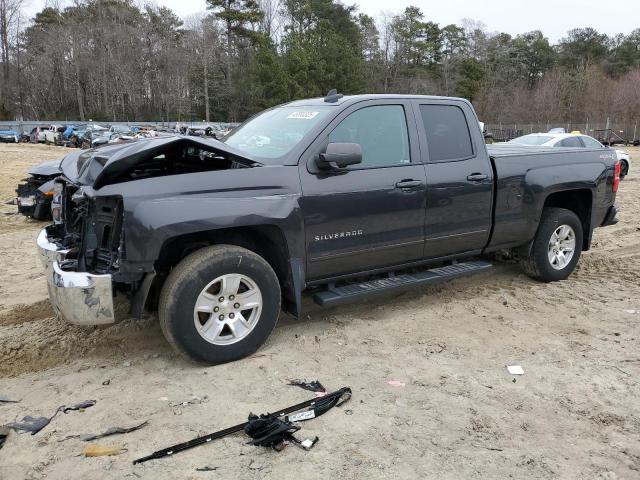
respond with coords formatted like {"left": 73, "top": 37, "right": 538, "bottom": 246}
{"left": 37, "top": 93, "right": 621, "bottom": 364}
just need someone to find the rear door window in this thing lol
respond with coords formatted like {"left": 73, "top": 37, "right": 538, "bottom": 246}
{"left": 580, "top": 136, "right": 603, "bottom": 149}
{"left": 419, "top": 104, "right": 474, "bottom": 162}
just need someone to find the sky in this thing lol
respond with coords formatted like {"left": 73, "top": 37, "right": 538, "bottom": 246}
{"left": 23, "top": 0, "right": 640, "bottom": 43}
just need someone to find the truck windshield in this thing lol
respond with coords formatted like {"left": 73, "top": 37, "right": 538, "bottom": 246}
{"left": 224, "top": 106, "right": 333, "bottom": 162}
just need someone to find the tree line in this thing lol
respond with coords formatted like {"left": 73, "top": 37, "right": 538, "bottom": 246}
{"left": 1, "top": 0, "right": 639, "bottom": 124}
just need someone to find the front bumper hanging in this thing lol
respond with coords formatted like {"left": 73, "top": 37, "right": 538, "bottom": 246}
{"left": 37, "top": 228, "right": 115, "bottom": 326}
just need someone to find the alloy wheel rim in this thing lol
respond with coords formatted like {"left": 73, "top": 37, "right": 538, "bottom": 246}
{"left": 193, "top": 273, "right": 262, "bottom": 345}
{"left": 547, "top": 224, "right": 576, "bottom": 270}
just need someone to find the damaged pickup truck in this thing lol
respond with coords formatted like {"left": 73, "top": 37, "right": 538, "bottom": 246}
{"left": 38, "top": 93, "right": 621, "bottom": 364}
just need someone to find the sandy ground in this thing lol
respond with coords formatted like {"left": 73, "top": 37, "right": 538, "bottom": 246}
{"left": 0, "top": 143, "right": 639, "bottom": 479}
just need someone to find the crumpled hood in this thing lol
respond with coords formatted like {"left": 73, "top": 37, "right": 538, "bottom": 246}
{"left": 28, "top": 159, "right": 62, "bottom": 176}
{"left": 60, "top": 135, "right": 259, "bottom": 188}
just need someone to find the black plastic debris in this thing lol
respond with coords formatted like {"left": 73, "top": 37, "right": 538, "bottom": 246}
{"left": 244, "top": 414, "right": 300, "bottom": 451}
{"left": 61, "top": 400, "right": 96, "bottom": 413}
{"left": 3, "top": 400, "right": 97, "bottom": 435}
{"left": 0, "top": 395, "right": 19, "bottom": 403}
{"left": 133, "top": 387, "right": 351, "bottom": 464}
{"left": 0, "top": 427, "right": 9, "bottom": 450}
{"left": 79, "top": 421, "right": 149, "bottom": 441}
{"left": 196, "top": 466, "right": 219, "bottom": 472}
{"left": 4, "top": 415, "right": 52, "bottom": 435}
{"left": 287, "top": 379, "right": 326, "bottom": 393}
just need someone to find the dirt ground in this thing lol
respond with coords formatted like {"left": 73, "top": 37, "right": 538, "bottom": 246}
{"left": 0, "top": 143, "right": 639, "bottom": 479}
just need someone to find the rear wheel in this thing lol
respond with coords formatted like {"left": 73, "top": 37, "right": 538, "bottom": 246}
{"left": 159, "top": 245, "right": 281, "bottom": 364}
{"left": 520, "top": 207, "right": 583, "bottom": 282}
{"left": 620, "top": 160, "right": 629, "bottom": 179}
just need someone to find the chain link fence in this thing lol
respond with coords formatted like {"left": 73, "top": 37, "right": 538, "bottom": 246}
{"left": 486, "top": 120, "right": 640, "bottom": 145}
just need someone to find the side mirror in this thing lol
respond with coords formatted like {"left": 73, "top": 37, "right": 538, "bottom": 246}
{"left": 317, "top": 142, "right": 362, "bottom": 169}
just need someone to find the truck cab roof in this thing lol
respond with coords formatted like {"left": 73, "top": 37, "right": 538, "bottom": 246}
{"left": 285, "top": 93, "right": 473, "bottom": 108}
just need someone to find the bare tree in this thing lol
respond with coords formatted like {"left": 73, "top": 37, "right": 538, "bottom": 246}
{"left": 0, "top": 0, "right": 24, "bottom": 114}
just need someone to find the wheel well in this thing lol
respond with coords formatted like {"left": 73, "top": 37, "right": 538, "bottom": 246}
{"left": 543, "top": 189, "right": 592, "bottom": 249}
{"left": 149, "top": 226, "right": 294, "bottom": 312}
{"left": 620, "top": 158, "right": 629, "bottom": 172}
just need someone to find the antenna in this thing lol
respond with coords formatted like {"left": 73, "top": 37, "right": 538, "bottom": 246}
{"left": 324, "top": 89, "right": 343, "bottom": 103}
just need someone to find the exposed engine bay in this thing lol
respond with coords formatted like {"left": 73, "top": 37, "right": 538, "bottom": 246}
{"left": 47, "top": 136, "right": 260, "bottom": 283}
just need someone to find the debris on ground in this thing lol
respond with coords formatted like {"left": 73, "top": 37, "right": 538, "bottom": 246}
{"left": 83, "top": 443, "right": 125, "bottom": 457}
{"left": 61, "top": 400, "right": 96, "bottom": 413}
{"left": 244, "top": 413, "right": 301, "bottom": 450}
{"left": 0, "top": 427, "right": 8, "bottom": 450}
{"left": 168, "top": 396, "right": 207, "bottom": 407}
{"left": 62, "top": 420, "right": 149, "bottom": 442}
{"left": 4, "top": 400, "right": 97, "bottom": 435}
{"left": 133, "top": 387, "right": 352, "bottom": 464}
{"left": 196, "top": 466, "right": 219, "bottom": 472}
{"left": 387, "top": 380, "right": 406, "bottom": 387}
{"left": 248, "top": 460, "right": 267, "bottom": 470}
{"left": 0, "top": 394, "right": 19, "bottom": 403}
{"left": 287, "top": 379, "right": 326, "bottom": 393}
{"left": 507, "top": 365, "right": 525, "bottom": 375}
{"left": 5, "top": 415, "right": 54, "bottom": 435}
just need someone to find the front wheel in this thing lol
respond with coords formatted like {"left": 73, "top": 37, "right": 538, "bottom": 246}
{"left": 159, "top": 245, "right": 281, "bottom": 364}
{"left": 520, "top": 207, "right": 583, "bottom": 282}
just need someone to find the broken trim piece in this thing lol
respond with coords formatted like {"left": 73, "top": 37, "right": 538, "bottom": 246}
{"left": 133, "top": 387, "right": 351, "bottom": 464}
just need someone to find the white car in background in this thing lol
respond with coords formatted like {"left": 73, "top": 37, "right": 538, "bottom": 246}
{"left": 509, "top": 133, "right": 632, "bottom": 178}
{"left": 43, "top": 124, "right": 65, "bottom": 145}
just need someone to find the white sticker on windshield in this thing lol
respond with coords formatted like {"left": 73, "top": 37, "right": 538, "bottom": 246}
{"left": 288, "top": 111, "right": 319, "bottom": 120}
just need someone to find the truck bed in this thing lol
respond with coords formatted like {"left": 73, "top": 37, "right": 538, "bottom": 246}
{"left": 486, "top": 143, "right": 617, "bottom": 251}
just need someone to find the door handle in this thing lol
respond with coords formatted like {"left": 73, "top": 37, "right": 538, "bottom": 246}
{"left": 395, "top": 179, "right": 424, "bottom": 190}
{"left": 466, "top": 173, "right": 488, "bottom": 182}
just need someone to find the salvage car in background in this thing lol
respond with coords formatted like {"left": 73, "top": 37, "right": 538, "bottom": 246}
{"left": 509, "top": 132, "right": 632, "bottom": 178}
{"left": 15, "top": 159, "right": 60, "bottom": 220}
{"left": 67, "top": 124, "right": 107, "bottom": 148}
{"left": 27, "top": 126, "right": 49, "bottom": 143}
{"left": 92, "top": 125, "right": 134, "bottom": 147}
{"left": 0, "top": 128, "right": 19, "bottom": 143}
{"left": 44, "top": 125, "right": 66, "bottom": 145}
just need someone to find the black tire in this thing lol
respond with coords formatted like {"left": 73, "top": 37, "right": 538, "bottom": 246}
{"left": 159, "top": 245, "right": 281, "bottom": 364}
{"left": 620, "top": 160, "right": 629, "bottom": 179}
{"left": 520, "top": 207, "right": 583, "bottom": 282}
